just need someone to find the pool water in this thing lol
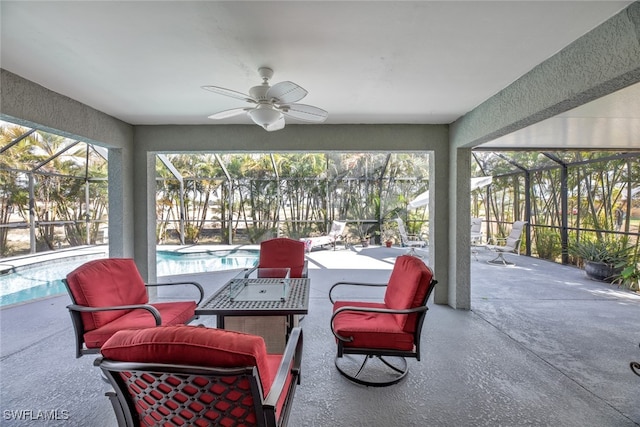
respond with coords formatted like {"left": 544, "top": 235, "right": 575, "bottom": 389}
{"left": 156, "top": 250, "right": 259, "bottom": 276}
{"left": 0, "top": 249, "right": 259, "bottom": 307}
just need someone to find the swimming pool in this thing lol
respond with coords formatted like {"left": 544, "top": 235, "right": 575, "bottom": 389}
{"left": 0, "top": 249, "right": 259, "bottom": 307}
{"left": 156, "top": 249, "right": 259, "bottom": 276}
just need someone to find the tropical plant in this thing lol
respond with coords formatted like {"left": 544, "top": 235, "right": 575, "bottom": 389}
{"left": 611, "top": 241, "right": 640, "bottom": 291}
{"left": 534, "top": 228, "right": 562, "bottom": 260}
{"left": 568, "top": 238, "right": 632, "bottom": 266}
{"left": 612, "top": 264, "right": 640, "bottom": 291}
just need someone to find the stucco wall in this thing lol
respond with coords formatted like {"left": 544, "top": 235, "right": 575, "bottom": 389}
{"left": 451, "top": 2, "right": 640, "bottom": 148}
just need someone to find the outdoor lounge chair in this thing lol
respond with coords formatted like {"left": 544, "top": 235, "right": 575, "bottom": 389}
{"left": 299, "top": 220, "right": 347, "bottom": 252}
{"left": 96, "top": 325, "right": 303, "bottom": 427}
{"left": 486, "top": 220, "right": 527, "bottom": 265}
{"left": 329, "top": 255, "right": 437, "bottom": 387}
{"left": 394, "top": 218, "right": 427, "bottom": 255}
{"left": 470, "top": 218, "right": 484, "bottom": 261}
{"left": 470, "top": 217, "right": 483, "bottom": 245}
{"left": 63, "top": 258, "right": 204, "bottom": 358}
{"left": 256, "top": 237, "right": 308, "bottom": 278}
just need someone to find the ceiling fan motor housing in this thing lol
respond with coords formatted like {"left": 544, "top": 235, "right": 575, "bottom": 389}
{"left": 249, "top": 84, "right": 270, "bottom": 101}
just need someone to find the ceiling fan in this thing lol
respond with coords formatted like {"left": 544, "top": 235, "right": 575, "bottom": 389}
{"left": 202, "top": 67, "right": 328, "bottom": 131}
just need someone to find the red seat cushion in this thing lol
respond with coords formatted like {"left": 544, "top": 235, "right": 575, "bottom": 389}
{"left": 101, "top": 325, "right": 275, "bottom": 396}
{"left": 332, "top": 301, "right": 415, "bottom": 351}
{"left": 83, "top": 301, "right": 196, "bottom": 349}
{"left": 383, "top": 255, "right": 434, "bottom": 333}
{"left": 66, "top": 258, "right": 149, "bottom": 331}
{"left": 259, "top": 238, "right": 306, "bottom": 278}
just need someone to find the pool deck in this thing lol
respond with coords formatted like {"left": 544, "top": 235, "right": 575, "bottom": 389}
{"left": 1, "top": 245, "right": 639, "bottom": 426}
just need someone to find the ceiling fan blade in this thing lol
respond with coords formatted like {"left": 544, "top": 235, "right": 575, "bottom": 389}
{"left": 267, "top": 81, "right": 308, "bottom": 104}
{"left": 280, "top": 103, "right": 328, "bottom": 122}
{"left": 207, "top": 107, "right": 251, "bottom": 120}
{"left": 266, "top": 116, "right": 286, "bottom": 132}
{"left": 202, "top": 85, "right": 256, "bottom": 103}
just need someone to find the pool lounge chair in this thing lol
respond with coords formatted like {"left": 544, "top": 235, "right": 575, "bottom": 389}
{"left": 471, "top": 217, "right": 483, "bottom": 245}
{"left": 470, "top": 218, "right": 484, "bottom": 261}
{"left": 395, "top": 218, "right": 427, "bottom": 256}
{"left": 300, "top": 220, "right": 347, "bottom": 252}
{"left": 486, "top": 221, "right": 527, "bottom": 265}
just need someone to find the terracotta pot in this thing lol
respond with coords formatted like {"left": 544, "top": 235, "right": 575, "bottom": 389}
{"left": 385, "top": 241, "right": 392, "bottom": 248}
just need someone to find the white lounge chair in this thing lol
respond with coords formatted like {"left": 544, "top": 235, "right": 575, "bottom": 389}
{"left": 470, "top": 218, "right": 483, "bottom": 261}
{"left": 300, "top": 220, "right": 347, "bottom": 252}
{"left": 470, "top": 217, "right": 483, "bottom": 245}
{"left": 486, "top": 221, "right": 527, "bottom": 265}
{"left": 395, "top": 218, "right": 427, "bottom": 256}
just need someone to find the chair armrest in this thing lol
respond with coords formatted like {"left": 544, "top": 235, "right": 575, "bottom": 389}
{"left": 488, "top": 236, "right": 507, "bottom": 245}
{"left": 329, "top": 281, "right": 387, "bottom": 304}
{"left": 471, "top": 232, "right": 483, "bottom": 244}
{"left": 487, "top": 237, "right": 522, "bottom": 253}
{"left": 263, "top": 327, "right": 304, "bottom": 408}
{"left": 301, "top": 260, "right": 309, "bottom": 278}
{"left": 330, "top": 305, "right": 428, "bottom": 342}
{"left": 146, "top": 281, "right": 205, "bottom": 304}
{"left": 67, "top": 303, "right": 162, "bottom": 325}
{"left": 243, "top": 266, "right": 258, "bottom": 278}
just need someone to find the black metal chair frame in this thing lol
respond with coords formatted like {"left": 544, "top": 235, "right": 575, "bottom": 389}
{"left": 95, "top": 328, "right": 303, "bottom": 427}
{"left": 63, "top": 279, "right": 204, "bottom": 358}
{"left": 632, "top": 343, "right": 640, "bottom": 378}
{"left": 329, "top": 277, "right": 436, "bottom": 387}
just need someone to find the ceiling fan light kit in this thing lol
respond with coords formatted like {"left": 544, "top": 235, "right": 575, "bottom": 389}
{"left": 248, "top": 105, "right": 283, "bottom": 130}
{"left": 203, "top": 67, "right": 328, "bottom": 132}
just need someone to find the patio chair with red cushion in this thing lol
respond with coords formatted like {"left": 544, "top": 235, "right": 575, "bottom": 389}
{"left": 95, "top": 325, "right": 303, "bottom": 427}
{"left": 256, "top": 237, "right": 308, "bottom": 278}
{"left": 329, "top": 255, "right": 437, "bottom": 387}
{"left": 63, "top": 258, "right": 204, "bottom": 358}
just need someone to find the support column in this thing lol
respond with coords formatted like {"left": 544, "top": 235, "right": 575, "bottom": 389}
{"left": 449, "top": 147, "right": 472, "bottom": 310}
{"left": 133, "top": 150, "right": 158, "bottom": 285}
{"left": 107, "top": 147, "right": 135, "bottom": 258}
{"left": 431, "top": 146, "right": 451, "bottom": 306}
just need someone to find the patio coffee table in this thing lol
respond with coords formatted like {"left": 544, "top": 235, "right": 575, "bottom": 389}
{"left": 195, "top": 268, "right": 310, "bottom": 351}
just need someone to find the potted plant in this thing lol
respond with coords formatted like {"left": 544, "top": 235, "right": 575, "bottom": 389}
{"left": 568, "top": 238, "right": 632, "bottom": 282}
{"left": 378, "top": 220, "right": 398, "bottom": 248}
{"left": 348, "top": 223, "right": 370, "bottom": 247}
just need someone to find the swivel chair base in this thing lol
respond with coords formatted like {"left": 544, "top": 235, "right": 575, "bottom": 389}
{"left": 335, "top": 354, "right": 408, "bottom": 387}
{"left": 487, "top": 252, "right": 515, "bottom": 266}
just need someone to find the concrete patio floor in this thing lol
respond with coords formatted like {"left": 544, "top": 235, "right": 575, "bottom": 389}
{"left": 1, "top": 245, "right": 639, "bottom": 426}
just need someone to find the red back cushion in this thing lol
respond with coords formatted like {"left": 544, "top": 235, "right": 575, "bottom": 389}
{"left": 100, "top": 325, "right": 274, "bottom": 395}
{"left": 383, "top": 255, "right": 434, "bottom": 332}
{"left": 65, "top": 258, "right": 149, "bottom": 331}
{"left": 259, "top": 238, "right": 306, "bottom": 278}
